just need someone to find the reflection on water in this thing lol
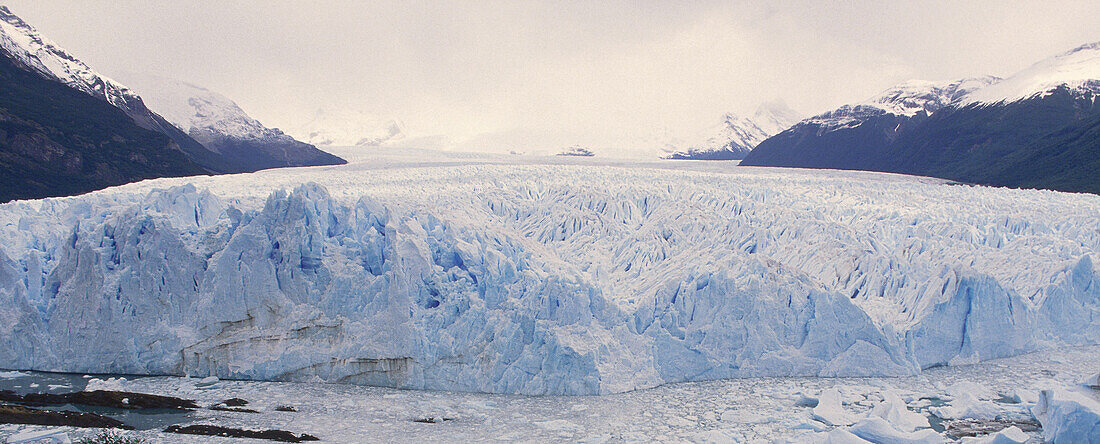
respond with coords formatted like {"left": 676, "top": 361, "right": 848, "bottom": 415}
{"left": 0, "top": 370, "right": 195, "bottom": 430}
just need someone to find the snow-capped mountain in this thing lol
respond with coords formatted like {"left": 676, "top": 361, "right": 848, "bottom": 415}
{"left": 116, "top": 73, "right": 345, "bottom": 170}
{"left": 0, "top": 6, "right": 241, "bottom": 175}
{"left": 963, "top": 41, "right": 1100, "bottom": 105}
{"left": 743, "top": 42, "right": 1100, "bottom": 193}
{"left": 798, "top": 76, "right": 999, "bottom": 131}
{"left": 0, "top": 6, "right": 226, "bottom": 201}
{"left": 117, "top": 73, "right": 284, "bottom": 142}
{"left": 290, "top": 109, "right": 404, "bottom": 148}
{"left": 0, "top": 7, "right": 140, "bottom": 115}
{"left": 666, "top": 101, "right": 801, "bottom": 160}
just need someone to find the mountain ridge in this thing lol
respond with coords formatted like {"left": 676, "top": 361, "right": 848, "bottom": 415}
{"left": 116, "top": 72, "right": 345, "bottom": 171}
{"left": 665, "top": 101, "right": 801, "bottom": 160}
{"left": 741, "top": 42, "right": 1100, "bottom": 194}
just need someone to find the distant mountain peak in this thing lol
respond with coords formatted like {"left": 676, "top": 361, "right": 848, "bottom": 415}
{"left": 114, "top": 72, "right": 344, "bottom": 169}
{"left": 0, "top": 6, "right": 141, "bottom": 112}
{"left": 865, "top": 76, "right": 1001, "bottom": 116}
{"left": 665, "top": 101, "right": 802, "bottom": 160}
{"left": 291, "top": 108, "right": 404, "bottom": 147}
{"left": 116, "top": 72, "right": 286, "bottom": 143}
{"left": 750, "top": 99, "right": 802, "bottom": 135}
{"left": 799, "top": 76, "right": 1000, "bottom": 132}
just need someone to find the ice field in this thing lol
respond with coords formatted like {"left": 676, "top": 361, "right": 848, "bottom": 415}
{"left": 0, "top": 344, "right": 1097, "bottom": 442}
{"left": 0, "top": 147, "right": 1097, "bottom": 397}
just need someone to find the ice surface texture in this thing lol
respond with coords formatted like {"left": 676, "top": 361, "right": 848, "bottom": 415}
{"left": 0, "top": 156, "right": 1097, "bottom": 395}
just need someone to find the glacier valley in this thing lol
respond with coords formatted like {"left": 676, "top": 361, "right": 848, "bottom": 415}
{"left": 0, "top": 148, "right": 1097, "bottom": 396}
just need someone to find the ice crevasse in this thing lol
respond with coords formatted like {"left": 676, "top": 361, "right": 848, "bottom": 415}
{"left": 0, "top": 163, "right": 1096, "bottom": 395}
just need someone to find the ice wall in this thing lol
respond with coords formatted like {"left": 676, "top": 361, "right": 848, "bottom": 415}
{"left": 0, "top": 161, "right": 1097, "bottom": 395}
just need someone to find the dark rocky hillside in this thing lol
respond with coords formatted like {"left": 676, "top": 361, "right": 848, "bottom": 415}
{"left": 0, "top": 52, "right": 206, "bottom": 202}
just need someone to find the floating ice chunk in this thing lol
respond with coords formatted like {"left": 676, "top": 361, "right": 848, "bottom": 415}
{"left": 1031, "top": 388, "right": 1100, "bottom": 443}
{"left": 848, "top": 417, "right": 946, "bottom": 443}
{"left": 959, "top": 426, "right": 1029, "bottom": 444}
{"left": 929, "top": 391, "right": 1000, "bottom": 420}
{"left": 1002, "top": 388, "right": 1038, "bottom": 405}
{"left": 868, "top": 390, "right": 929, "bottom": 432}
{"left": 791, "top": 421, "right": 828, "bottom": 432}
{"left": 0, "top": 371, "right": 29, "bottom": 379}
{"left": 7, "top": 428, "right": 72, "bottom": 444}
{"left": 794, "top": 392, "right": 820, "bottom": 407}
{"left": 84, "top": 377, "right": 127, "bottom": 392}
{"left": 782, "top": 428, "right": 871, "bottom": 444}
{"left": 930, "top": 382, "right": 1000, "bottom": 420}
{"left": 813, "top": 388, "right": 859, "bottom": 426}
{"left": 194, "top": 376, "right": 220, "bottom": 389}
{"left": 1083, "top": 372, "right": 1100, "bottom": 388}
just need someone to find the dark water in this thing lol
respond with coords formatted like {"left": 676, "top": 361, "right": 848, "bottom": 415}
{"left": 0, "top": 370, "right": 195, "bottom": 430}
{"left": 919, "top": 396, "right": 948, "bottom": 433}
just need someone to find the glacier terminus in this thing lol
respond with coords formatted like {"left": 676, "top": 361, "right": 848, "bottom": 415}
{"left": 0, "top": 148, "right": 1096, "bottom": 397}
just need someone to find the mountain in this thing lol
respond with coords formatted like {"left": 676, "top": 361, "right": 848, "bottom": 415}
{"left": 0, "top": 6, "right": 347, "bottom": 202}
{"left": 740, "top": 77, "right": 998, "bottom": 169}
{"left": 665, "top": 101, "right": 801, "bottom": 160}
{"left": 962, "top": 42, "right": 1100, "bottom": 105}
{"left": 0, "top": 6, "right": 230, "bottom": 173}
{"left": 290, "top": 109, "right": 404, "bottom": 148}
{"left": 117, "top": 73, "right": 345, "bottom": 171}
{"left": 0, "top": 7, "right": 213, "bottom": 202}
{"left": 741, "top": 42, "right": 1100, "bottom": 194}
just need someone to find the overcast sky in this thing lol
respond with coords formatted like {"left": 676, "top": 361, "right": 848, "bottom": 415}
{"left": 6, "top": 1, "right": 1100, "bottom": 154}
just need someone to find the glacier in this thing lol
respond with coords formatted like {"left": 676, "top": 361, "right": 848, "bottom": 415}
{"left": 0, "top": 149, "right": 1097, "bottom": 395}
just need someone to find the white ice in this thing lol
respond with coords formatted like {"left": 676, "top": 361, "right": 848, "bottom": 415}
{"left": 0, "top": 147, "right": 1097, "bottom": 395}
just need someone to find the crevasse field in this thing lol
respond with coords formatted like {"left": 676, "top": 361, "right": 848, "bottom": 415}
{"left": 1, "top": 148, "right": 1097, "bottom": 397}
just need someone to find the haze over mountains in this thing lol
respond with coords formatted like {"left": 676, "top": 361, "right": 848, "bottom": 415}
{"left": 117, "top": 73, "right": 345, "bottom": 171}
{"left": 0, "top": 2, "right": 1096, "bottom": 200}
{"left": 289, "top": 108, "right": 405, "bottom": 148}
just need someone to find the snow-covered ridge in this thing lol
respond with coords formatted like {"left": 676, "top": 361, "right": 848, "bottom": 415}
{"left": 0, "top": 6, "right": 142, "bottom": 112}
{"left": 116, "top": 72, "right": 295, "bottom": 143}
{"left": 666, "top": 101, "right": 801, "bottom": 159}
{"left": 0, "top": 151, "right": 1096, "bottom": 395}
{"left": 796, "top": 40, "right": 1100, "bottom": 129}
{"left": 964, "top": 41, "right": 1100, "bottom": 105}
{"left": 800, "top": 76, "right": 999, "bottom": 131}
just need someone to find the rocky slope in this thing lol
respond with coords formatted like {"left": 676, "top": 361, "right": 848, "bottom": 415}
{"left": 0, "top": 49, "right": 205, "bottom": 202}
{"left": 0, "top": 6, "right": 229, "bottom": 173}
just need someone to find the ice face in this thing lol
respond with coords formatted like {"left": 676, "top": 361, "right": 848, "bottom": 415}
{"left": 0, "top": 152, "right": 1097, "bottom": 395}
{"left": 1031, "top": 389, "right": 1100, "bottom": 442}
